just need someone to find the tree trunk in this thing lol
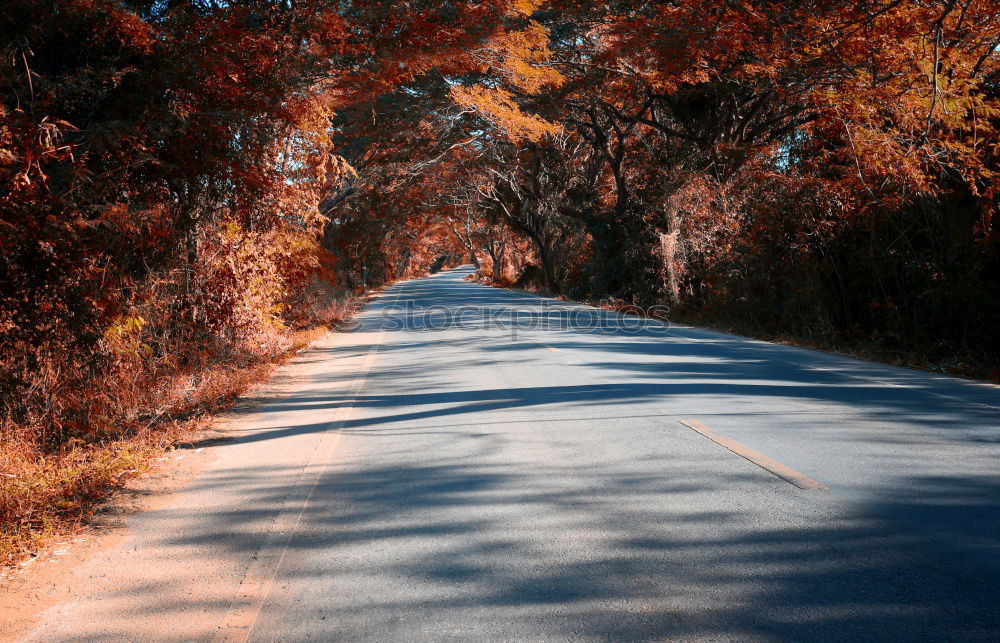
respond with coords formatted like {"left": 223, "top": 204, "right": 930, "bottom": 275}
{"left": 539, "top": 241, "right": 559, "bottom": 294}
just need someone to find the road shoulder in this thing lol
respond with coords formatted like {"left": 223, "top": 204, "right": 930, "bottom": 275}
{"left": 0, "top": 329, "right": 348, "bottom": 640}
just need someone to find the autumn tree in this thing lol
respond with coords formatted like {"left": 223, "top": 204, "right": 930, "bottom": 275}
{"left": 3, "top": 0, "right": 999, "bottom": 449}
{"left": 0, "top": 0, "right": 563, "bottom": 441}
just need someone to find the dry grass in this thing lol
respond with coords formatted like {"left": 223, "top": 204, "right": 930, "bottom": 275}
{"left": 0, "top": 295, "right": 364, "bottom": 569}
{"left": 0, "top": 427, "right": 182, "bottom": 566}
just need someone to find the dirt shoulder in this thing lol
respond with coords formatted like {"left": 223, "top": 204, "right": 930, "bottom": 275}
{"left": 0, "top": 326, "right": 345, "bottom": 640}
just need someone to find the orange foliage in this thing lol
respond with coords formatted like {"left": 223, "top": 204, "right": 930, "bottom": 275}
{"left": 2, "top": 0, "right": 1000, "bottom": 564}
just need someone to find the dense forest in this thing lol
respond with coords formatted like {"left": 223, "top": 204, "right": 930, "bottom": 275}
{"left": 1, "top": 1, "right": 998, "bottom": 559}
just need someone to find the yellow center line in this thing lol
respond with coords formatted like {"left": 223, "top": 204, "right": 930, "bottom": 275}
{"left": 679, "top": 419, "right": 826, "bottom": 490}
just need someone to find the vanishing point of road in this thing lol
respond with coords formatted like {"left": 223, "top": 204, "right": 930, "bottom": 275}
{"left": 13, "top": 267, "right": 1000, "bottom": 641}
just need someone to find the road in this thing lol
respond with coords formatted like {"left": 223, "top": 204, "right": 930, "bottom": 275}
{"left": 14, "top": 267, "right": 1000, "bottom": 641}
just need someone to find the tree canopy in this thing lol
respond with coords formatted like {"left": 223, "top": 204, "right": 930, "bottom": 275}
{"left": 2, "top": 0, "right": 999, "bottom": 443}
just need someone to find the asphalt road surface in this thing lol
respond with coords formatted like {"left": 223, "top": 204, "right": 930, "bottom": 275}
{"left": 19, "top": 267, "right": 1000, "bottom": 641}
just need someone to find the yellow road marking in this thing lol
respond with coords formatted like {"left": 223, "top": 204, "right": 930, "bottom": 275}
{"left": 679, "top": 419, "right": 825, "bottom": 490}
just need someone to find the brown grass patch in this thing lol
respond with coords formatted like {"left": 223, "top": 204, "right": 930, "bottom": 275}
{"left": 0, "top": 295, "right": 365, "bottom": 569}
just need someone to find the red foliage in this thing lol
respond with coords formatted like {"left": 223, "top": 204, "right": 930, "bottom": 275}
{"left": 2, "top": 0, "right": 999, "bottom": 450}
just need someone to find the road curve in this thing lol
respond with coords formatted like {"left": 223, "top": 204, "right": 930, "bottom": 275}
{"left": 16, "top": 267, "right": 1000, "bottom": 641}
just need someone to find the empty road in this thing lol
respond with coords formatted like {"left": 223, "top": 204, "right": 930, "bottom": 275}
{"left": 15, "top": 267, "right": 1000, "bottom": 641}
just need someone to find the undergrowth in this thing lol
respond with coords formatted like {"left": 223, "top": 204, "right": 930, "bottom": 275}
{"left": 0, "top": 297, "right": 364, "bottom": 569}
